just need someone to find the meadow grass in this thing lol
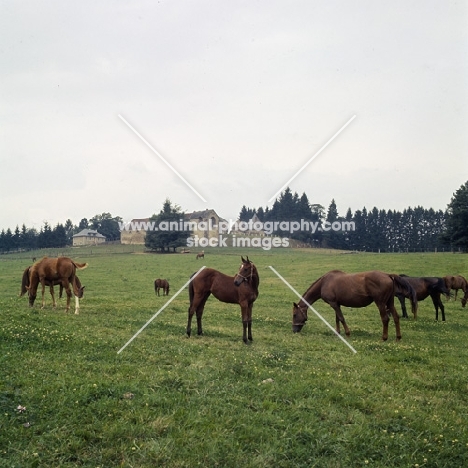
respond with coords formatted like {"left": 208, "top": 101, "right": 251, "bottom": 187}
{"left": 1, "top": 246, "right": 467, "bottom": 467}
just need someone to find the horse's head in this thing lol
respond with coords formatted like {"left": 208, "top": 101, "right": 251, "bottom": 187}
{"left": 76, "top": 285, "right": 85, "bottom": 299}
{"left": 462, "top": 292, "right": 467, "bottom": 308}
{"left": 292, "top": 302, "right": 308, "bottom": 332}
{"left": 234, "top": 256, "right": 254, "bottom": 286}
{"left": 28, "top": 287, "right": 37, "bottom": 307}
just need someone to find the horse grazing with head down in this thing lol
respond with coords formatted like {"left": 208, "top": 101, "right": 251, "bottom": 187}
{"left": 26, "top": 257, "right": 87, "bottom": 313}
{"left": 154, "top": 278, "right": 170, "bottom": 296}
{"left": 20, "top": 265, "right": 83, "bottom": 308}
{"left": 395, "top": 275, "right": 450, "bottom": 321}
{"left": 187, "top": 256, "right": 259, "bottom": 343}
{"left": 292, "top": 270, "right": 418, "bottom": 341}
{"left": 196, "top": 251, "right": 204, "bottom": 260}
{"left": 444, "top": 275, "right": 468, "bottom": 307}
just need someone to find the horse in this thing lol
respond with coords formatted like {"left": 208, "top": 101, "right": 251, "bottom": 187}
{"left": 20, "top": 265, "right": 64, "bottom": 307}
{"left": 292, "top": 270, "right": 418, "bottom": 341}
{"left": 154, "top": 278, "right": 170, "bottom": 296}
{"left": 444, "top": 275, "right": 468, "bottom": 307}
{"left": 21, "top": 266, "right": 84, "bottom": 308}
{"left": 26, "top": 257, "right": 87, "bottom": 313}
{"left": 395, "top": 275, "right": 451, "bottom": 321}
{"left": 187, "top": 256, "right": 259, "bottom": 343}
{"left": 196, "top": 251, "right": 205, "bottom": 260}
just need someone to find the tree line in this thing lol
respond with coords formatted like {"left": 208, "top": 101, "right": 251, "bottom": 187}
{"left": 1, "top": 181, "right": 467, "bottom": 253}
{"left": 239, "top": 181, "right": 468, "bottom": 252}
{"left": 0, "top": 213, "right": 122, "bottom": 253}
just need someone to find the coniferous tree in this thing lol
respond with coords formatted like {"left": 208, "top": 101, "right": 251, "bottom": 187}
{"left": 442, "top": 180, "right": 468, "bottom": 251}
{"left": 145, "top": 199, "right": 188, "bottom": 252}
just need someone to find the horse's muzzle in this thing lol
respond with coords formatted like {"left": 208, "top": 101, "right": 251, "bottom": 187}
{"left": 292, "top": 324, "right": 304, "bottom": 333}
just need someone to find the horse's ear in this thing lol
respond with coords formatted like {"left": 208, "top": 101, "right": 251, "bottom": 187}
{"left": 293, "top": 302, "right": 298, "bottom": 307}
{"left": 241, "top": 256, "right": 246, "bottom": 263}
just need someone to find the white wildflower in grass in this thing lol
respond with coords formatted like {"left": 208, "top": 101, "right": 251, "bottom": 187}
{"left": 16, "top": 405, "right": 26, "bottom": 413}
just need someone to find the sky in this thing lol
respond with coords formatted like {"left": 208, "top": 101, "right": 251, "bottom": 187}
{"left": 1, "top": 0, "right": 467, "bottom": 232}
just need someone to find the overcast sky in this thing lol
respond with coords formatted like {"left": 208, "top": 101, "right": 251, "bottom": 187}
{"left": 1, "top": 1, "right": 467, "bottom": 231}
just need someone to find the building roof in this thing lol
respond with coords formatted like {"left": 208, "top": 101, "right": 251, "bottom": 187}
{"left": 73, "top": 229, "right": 106, "bottom": 239}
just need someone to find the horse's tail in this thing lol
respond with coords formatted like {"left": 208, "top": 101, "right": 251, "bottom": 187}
{"left": 72, "top": 261, "right": 88, "bottom": 270}
{"left": 188, "top": 272, "right": 196, "bottom": 305}
{"left": 391, "top": 275, "right": 418, "bottom": 318}
{"left": 19, "top": 266, "right": 31, "bottom": 297}
{"left": 428, "top": 278, "right": 451, "bottom": 298}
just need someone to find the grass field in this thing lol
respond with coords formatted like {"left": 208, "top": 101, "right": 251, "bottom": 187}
{"left": 1, "top": 246, "right": 467, "bottom": 467}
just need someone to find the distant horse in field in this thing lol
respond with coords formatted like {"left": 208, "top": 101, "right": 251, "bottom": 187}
{"left": 292, "top": 270, "right": 418, "bottom": 341}
{"left": 187, "top": 256, "right": 259, "bottom": 343}
{"left": 444, "top": 275, "right": 468, "bottom": 307}
{"left": 154, "top": 278, "right": 170, "bottom": 296}
{"left": 26, "top": 257, "right": 87, "bottom": 313}
{"left": 395, "top": 275, "right": 450, "bottom": 321}
{"left": 196, "top": 251, "right": 205, "bottom": 260}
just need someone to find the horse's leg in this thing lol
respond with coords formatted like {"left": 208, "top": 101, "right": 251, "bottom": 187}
{"left": 49, "top": 285, "right": 56, "bottom": 308}
{"left": 380, "top": 302, "right": 401, "bottom": 341}
{"left": 61, "top": 279, "right": 72, "bottom": 312}
{"left": 195, "top": 294, "right": 210, "bottom": 336}
{"left": 186, "top": 305, "right": 194, "bottom": 337}
{"left": 187, "top": 293, "right": 209, "bottom": 337}
{"left": 432, "top": 293, "right": 445, "bottom": 321}
{"left": 330, "top": 303, "right": 350, "bottom": 336}
{"left": 74, "top": 295, "right": 80, "bottom": 315}
{"left": 40, "top": 279, "right": 46, "bottom": 309}
{"left": 396, "top": 294, "right": 407, "bottom": 318}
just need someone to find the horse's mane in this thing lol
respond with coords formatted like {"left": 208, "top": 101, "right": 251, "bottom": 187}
{"left": 250, "top": 263, "right": 260, "bottom": 291}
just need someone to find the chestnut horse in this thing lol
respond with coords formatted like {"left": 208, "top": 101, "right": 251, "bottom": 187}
{"left": 196, "top": 251, "right": 204, "bottom": 260}
{"left": 26, "top": 257, "right": 87, "bottom": 313}
{"left": 395, "top": 276, "right": 450, "bottom": 321}
{"left": 292, "top": 270, "right": 418, "bottom": 341}
{"left": 444, "top": 275, "right": 468, "bottom": 307}
{"left": 154, "top": 278, "right": 170, "bottom": 296}
{"left": 20, "top": 266, "right": 83, "bottom": 308}
{"left": 187, "top": 256, "right": 259, "bottom": 343}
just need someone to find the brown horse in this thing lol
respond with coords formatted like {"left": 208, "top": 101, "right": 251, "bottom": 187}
{"left": 196, "top": 251, "right": 205, "bottom": 260}
{"left": 154, "top": 278, "right": 170, "bottom": 296}
{"left": 292, "top": 270, "right": 418, "bottom": 341}
{"left": 21, "top": 265, "right": 62, "bottom": 307}
{"left": 26, "top": 257, "right": 87, "bottom": 313}
{"left": 187, "top": 256, "right": 259, "bottom": 343}
{"left": 20, "top": 265, "right": 83, "bottom": 308}
{"left": 395, "top": 276, "right": 450, "bottom": 321}
{"left": 444, "top": 275, "right": 468, "bottom": 307}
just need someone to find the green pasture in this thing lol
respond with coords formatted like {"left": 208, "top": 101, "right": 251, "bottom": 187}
{"left": 1, "top": 246, "right": 467, "bottom": 467}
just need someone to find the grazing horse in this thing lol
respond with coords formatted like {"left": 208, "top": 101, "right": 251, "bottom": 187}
{"left": 395, "top": 276, "right": 450, "bottom": 321}
{"left": 196, "top": 251, "right": 205, "bottom": 260}
{"left": 444, "top": 275, "right": 468, "bottom": 307}
{"left": 26, "top": 257, "right": 87, "bottom": 313}
{"left": 154, "top": 278, "right": 170, "bottom": 296}
{"left": 187, "top": 256, "right": 259, "bottom": 343}
{"left": 292, "top": 270, "right": 418, "bottom": 341}
{"left": 20, "top": 265, "right": 68, "bottom": 307}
